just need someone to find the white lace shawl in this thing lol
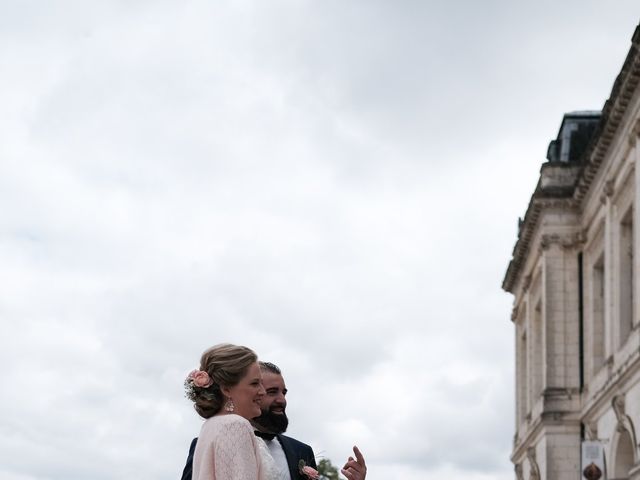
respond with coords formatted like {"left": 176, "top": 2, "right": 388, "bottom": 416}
{"left": 193, "top": 414, "right": 280, "bottom": 480}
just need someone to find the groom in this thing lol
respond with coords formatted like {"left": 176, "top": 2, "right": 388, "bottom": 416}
{"left": 180, "top": 361, "right": 366, "bottom": 480}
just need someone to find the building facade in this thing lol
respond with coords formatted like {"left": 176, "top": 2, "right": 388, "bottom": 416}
{"left": 503, "top": 24, "right": 640, "bottom": 480}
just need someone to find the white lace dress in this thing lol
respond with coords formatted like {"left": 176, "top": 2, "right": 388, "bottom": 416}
{"left": 192, "top": 414, "right": 280, "bottom": 480}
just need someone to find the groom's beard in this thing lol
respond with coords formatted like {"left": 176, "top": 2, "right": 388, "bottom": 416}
{"left": 253, "top": 408, "right": 289, "bottom": 434}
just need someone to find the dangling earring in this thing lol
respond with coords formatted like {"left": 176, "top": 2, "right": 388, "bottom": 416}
{"left": 225, "top": 398, "right": 235, "bottom": 412}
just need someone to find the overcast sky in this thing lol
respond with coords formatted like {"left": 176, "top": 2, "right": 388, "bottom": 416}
{"left": 1, "top": 2, "right": 639, "bottom": 480}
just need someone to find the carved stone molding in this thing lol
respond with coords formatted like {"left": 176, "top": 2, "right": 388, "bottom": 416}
{"left": 540, "top": 234, "right": 555, "bottom": 250}
{"left": 577, "top": 230, "right": 587, "bottom": 244}
{"left": 584, "top": 422, "right": 599, "bottom": 441}
{"left": 600, "top": 179, "right": 615, "bottom": 204}
{"left": 515, "top": 463, "right": 524, "bottom": 480}
{"left": 534, "top": 197, "right": 580, "bottom": 210}
{"left": 581, "top": 227, "right": 589, "bottom": 241}
{"left": 604, "top": 179, "right": 615, "bottom": 197}
{"left": 511, "top": 305, "right": 519, "bottom": 322}
{"left": 629, "top": 117, "right": 640, "bottom": 146}
{"left": 527, "top": 447, "right": 541, "bottom": 480}
{"left": 613, "top": 394, "right": 625, "bottom": 417}
{"left": 613, "top": 394, "right": 629, "bottom": 433}
{"left": 540, "top": 232, "right": 586, "bottom": 251}
{"left": 613, "top": 393, "right": 638, "bottom": 441}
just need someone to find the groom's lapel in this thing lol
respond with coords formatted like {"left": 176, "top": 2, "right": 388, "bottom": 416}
{"left": 277, "top": 435, "right": 302, "bottom": 480}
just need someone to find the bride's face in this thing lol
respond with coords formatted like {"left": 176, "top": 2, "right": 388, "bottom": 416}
{"left": 225, "top": 362, "right": 265, "bottom": 420}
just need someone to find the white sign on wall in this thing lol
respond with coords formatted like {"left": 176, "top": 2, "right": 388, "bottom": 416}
{"left": 582, "top": 441, "right": 605, "bottom": 480}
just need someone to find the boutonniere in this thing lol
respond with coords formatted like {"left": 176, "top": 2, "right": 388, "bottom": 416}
{"left": 298, "top": 459, "right": 319, "bottom": 479}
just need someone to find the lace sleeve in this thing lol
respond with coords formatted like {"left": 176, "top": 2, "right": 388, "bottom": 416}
{"left": 214, "top": 419, "right": 260, "bottom": 480}
{"left": 255, "top": 438, "right": 281, "bottom": 480}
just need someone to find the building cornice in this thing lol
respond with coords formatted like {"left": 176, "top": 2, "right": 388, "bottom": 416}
{"left": 502, "top": 174, "right": 579, "bottom": 294}
{"left": 573, "top": 25, "right": 640, "bottom": 204}
{"left": 503, "top": 24, "right": 640, "bottom": 296}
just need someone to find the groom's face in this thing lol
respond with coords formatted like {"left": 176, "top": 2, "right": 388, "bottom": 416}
{"left": 252, "top": 371, "right": 289, "bottom": 433}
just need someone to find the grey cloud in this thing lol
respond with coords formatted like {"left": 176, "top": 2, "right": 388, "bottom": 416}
{"left": 1, "top": 2, "right": 639, "bottom": 480}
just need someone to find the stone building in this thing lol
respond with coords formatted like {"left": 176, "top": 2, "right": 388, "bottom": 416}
{"left": 503, "top": 24, "right": 640, "bottom": 480}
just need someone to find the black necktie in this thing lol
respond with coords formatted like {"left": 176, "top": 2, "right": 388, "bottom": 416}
{"left": 254, "top": 431, "right": 276, "bottom": 441}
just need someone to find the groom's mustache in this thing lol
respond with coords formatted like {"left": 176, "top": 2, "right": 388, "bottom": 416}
{"left": 266, "top": 404, "right": 286, "bottom": 414}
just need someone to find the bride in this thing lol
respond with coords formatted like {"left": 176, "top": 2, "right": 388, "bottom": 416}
{"left": 185, "top": 343, "right": 280, "bottom": 480}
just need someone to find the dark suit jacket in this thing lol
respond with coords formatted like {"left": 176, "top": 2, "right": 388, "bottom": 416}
{"left": 181, "top": 434, "right": 316, "bottom": 480}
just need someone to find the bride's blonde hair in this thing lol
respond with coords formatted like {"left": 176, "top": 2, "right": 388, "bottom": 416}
{"left": 192, "top": 343, "right": 257, "bottom": 419}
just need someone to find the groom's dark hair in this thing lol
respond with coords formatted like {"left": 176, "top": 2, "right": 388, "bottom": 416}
{"left": 259, "top": 361, "right": 281, "bottom": 375}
